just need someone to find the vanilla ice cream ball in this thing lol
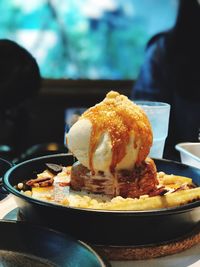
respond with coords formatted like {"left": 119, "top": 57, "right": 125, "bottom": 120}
{"left": 67, "top": 91, "right": 153, "bottom": 173}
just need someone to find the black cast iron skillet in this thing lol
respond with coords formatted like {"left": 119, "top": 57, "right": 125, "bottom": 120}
{"left": 0, "top": 158, "right": 12, "bottom": 182}
{"left": 3, "top": 153, "right": 200, "bottom": 246}
{"left": 0, "top": 220, "right": 108, "bottom": 267}
{"left": 0, "top": 158, "right": 13, "bottom": 200}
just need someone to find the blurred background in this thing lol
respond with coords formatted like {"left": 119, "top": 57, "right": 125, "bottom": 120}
{"left": 0, "top": 0, "right": 179, "bottom": 161}
{"left": 0, "top": 0, "right": 178, "bottom": 80}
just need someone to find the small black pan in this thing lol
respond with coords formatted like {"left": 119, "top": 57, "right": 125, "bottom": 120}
{"left": 2, "top": 153, "right": 200, "bottom": 246}
{"left": 0, "top": 158, "right": 13, "bottom": 200}
{"left": 0, "top": 220, "right": 109, "bottom": 267}
{"left": 0, "top": 158, "right": 12, "bottom": 180}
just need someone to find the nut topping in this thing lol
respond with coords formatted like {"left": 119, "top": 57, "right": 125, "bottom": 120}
{"left": 26, "top": 176, "right": 54, "bottom": 187}
{"left": 45, "top": 163, "right": 63, "bottom": 174}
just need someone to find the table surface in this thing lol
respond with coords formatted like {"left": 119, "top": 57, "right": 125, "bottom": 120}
{"left": 1, "top": 195, "right": 200, "bottom": 267}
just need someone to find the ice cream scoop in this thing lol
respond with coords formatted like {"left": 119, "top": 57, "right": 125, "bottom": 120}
{"left": 67, "top": 91, "right": 153, "bottom": 173}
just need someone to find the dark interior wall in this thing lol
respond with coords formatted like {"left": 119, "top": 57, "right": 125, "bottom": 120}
{"left": 28, "top": 79, "right": 134, "bottom": 147}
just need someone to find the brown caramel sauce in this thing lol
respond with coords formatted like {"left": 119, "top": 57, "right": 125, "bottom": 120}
{"left": 81, "top": 91, "right": 152, "bottom": 173}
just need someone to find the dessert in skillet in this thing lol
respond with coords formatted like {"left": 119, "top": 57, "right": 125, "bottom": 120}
{"left": 16, "top": 91, "right": 200, "bottom": 210}
{"left": 67, "top": 91, "right": 160, "bottom": 198}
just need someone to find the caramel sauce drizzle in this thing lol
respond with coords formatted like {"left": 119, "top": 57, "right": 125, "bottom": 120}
{"left": 81, "top": 92, "right": 152, "bottom": 173}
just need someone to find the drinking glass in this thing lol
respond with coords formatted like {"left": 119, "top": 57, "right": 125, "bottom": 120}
{"left": 134, "top": 101, "right": 171, "bottom": 158}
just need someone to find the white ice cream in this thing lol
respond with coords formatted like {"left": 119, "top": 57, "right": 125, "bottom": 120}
{"left": 67, "top": 118, "right": 140, "bottom": 172}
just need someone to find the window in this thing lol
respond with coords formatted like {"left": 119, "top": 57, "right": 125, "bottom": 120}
{"left": 0, "top": 0, "right": 178, "bottom": 79}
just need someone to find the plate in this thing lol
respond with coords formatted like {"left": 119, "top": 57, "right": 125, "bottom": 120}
{"left": 175, "top": 142, "right": 200, "bottom": 169}
{"left": 0, "top": 220, "right": 109, "bottom": 267}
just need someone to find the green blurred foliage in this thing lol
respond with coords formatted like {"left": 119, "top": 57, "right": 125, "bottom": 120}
{"left": 0, "top": 0, "right": 177, "bottom": 79}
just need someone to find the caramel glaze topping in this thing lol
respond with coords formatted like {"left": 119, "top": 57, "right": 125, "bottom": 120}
{"left": 81, "top": 91, "right": 153, "bottom": 173}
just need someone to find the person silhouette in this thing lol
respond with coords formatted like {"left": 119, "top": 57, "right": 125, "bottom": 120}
{"left": 0, "top": 39, "right": 41, "bottom": 160}
{"left": 131, "top": 0, "right": 200, "bottom": 160}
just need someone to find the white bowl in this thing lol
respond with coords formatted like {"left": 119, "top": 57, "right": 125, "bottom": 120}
{"left": 175, "top": 142, "right": 200, "bottom": 169}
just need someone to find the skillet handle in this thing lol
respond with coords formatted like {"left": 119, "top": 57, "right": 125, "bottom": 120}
{"left": 0, "top": 158, "right": 14, "bottom": 200}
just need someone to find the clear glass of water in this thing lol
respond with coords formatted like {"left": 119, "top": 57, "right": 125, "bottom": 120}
{"left": 134, "top": 101, "right": 171, "bottom": 158}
